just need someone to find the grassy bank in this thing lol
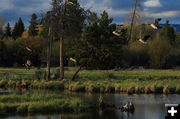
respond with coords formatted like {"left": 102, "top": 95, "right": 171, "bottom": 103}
{"left": 0, "top": 68, "right": 180, "bottom": 94}
{"left": 0, "top": 67, "right": 180, "bottom": 80}
{"left": 0, "top": 79, "right": 180, "bottom": 94}
{"left": 0, "top": 93, "right": 90, "bottom": 115}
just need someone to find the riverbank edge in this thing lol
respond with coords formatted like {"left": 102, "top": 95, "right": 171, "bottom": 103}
{"left": 0, "top": 79, "right": 180, "bottom": 94}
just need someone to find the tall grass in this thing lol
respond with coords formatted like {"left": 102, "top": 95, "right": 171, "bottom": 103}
{"left": 0, "top": 93, "right": 90, "bottom": 115}
{"left": 0, "top": 68, "right": 179, "bottom": 94}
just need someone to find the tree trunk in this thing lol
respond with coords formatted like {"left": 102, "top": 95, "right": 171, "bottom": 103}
{"left": 60, "top": 1, "right": 67, "bottom": 81}
{"left": 47, "top": 46, "right": 50, "bottom": 80}
{"left": 60, "top": 34, "right": 64, "bottom": 80}
{"left": 47, "top": 26, "right": 52, "bottom": 80}
{"left": 129, "top": 0, "right": 138, "bottom": 41}
{"left": 72, "top": 66, "right": 82, "bottom": 81}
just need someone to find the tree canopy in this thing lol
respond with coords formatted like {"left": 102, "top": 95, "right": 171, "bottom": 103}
{"left": 28, "top": 13, "right": 38, "bottom": 36}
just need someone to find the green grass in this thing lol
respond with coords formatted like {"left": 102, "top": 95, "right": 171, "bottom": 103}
{"left": 0, "top": 92, "right": 90, "bottom": 115}
{"left": 0, "top": 67, "right": 180, "bottom": 80}
{"left": 0, "top": 67, "right": 180, "bottom": 94}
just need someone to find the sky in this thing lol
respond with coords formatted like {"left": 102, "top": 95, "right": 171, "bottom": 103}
{"left": 0, "top": 0, "right": 180, "bottom": 27}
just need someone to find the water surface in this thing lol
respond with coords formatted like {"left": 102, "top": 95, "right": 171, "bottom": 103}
{"left": 1, "top": 90, "right": 180, "bottom": 119}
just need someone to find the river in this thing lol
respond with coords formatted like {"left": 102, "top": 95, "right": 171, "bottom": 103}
{"left": 1, "top": 90, "right": 180, "bottom": 119}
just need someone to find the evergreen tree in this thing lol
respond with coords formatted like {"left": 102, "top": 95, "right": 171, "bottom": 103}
{"left": 73, "top": 11, "right": 123, "bottom": 69}
{"left": 12, "top": 22, "right": 18, "bottom": 39}
{"left": 4, "top": 23, "right": 11, "bottom": 37}
{"left": 17, "top": 17, "right": 25, "bottom": 37}
{"left": 0, "top": 28, "right": 4, "bottom": 39}
{"left": 12, "top": 18, "right": 25, "bottom": 39}
{"left": 28, "top": 13, "right": 38, "bottom": 36}
{"left": 159, "top": 20, "right": 176, "bottom": 44}
{"left": 0, "top": 17, "right": 6, "bottom": 39}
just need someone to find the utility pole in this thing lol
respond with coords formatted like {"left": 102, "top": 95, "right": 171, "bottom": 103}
{"left": 129, "top": 0, "right": 138, "bottom": 41}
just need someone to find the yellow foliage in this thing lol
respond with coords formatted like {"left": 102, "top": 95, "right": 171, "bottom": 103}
{"left": 21, "top": 26, "right": 44, "bottom": 38}
{"left": 22, "top": 30, "right": 29, "bottom": 38}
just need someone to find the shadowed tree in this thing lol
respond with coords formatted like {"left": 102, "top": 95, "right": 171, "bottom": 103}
{"left": 29, "top": 13, "right": 38, "bottom": 36}
{"left": 0, "top": 17, "right": 6, "bottom": 39}
{"left": 17, "top": 17, "right": 25, "bottom": 37}
{"left": 73, "top": 11, "right": 123, "bottom": 70}
{"left": 46, "top": 0, "right": 87, "bottom": 80}
{"left": 159, "top": 20, "right": 176, "bottom": 45}
{"left": 12, "top": 22, "right": 18, "bottom": 39}
{"left": 4, "top": 23, "right": 11, "bottom": 37}
{"left": 12, "top": 18, "right": 25, "bottom": 39}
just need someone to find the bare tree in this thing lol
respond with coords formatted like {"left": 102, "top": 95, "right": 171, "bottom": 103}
{"left": 128, "top": 0, "right": 144, "bottom": 41}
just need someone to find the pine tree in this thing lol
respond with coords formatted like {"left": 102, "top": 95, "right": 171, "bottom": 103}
{"left": 4, "top": 23, "right": 11, "bottom": 37}
{"left": 12, "top": 18, "right": 25, "bottom": 39}
{"left": 28, "top": 13, "right": 38, "bottom": 36}
{"left": 17, "top": 17, "right": 25, "bottom": 37}
{"left": 159, "top": 20, "right": 175, "bottom": 44}
{"left": 12, "top": 22, "right": 18, "bottom": 39}
{"left": 74, "top": 11, "right": 123, "bottom": 69}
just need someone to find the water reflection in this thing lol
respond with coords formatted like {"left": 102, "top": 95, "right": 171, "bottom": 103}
{"left": 2, "top": 90, "right": 180, "bottom": 119}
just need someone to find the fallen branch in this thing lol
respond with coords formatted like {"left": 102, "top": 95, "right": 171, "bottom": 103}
{"left": 71, "top": 66, "right": 82, "bottom": 81}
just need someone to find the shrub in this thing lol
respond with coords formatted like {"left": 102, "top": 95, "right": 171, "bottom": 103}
{"left": 148, "top": 36, "right": 172, "bottom": 68}
{"left": 126, "top": 41, "right": 150, "bottom": 67}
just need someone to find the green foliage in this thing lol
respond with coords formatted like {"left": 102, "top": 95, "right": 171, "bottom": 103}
{"left": 12, "top": 18, "right": 25, "bottom": 39}
{"left": 164, "top": 48, "right": 180, "bottom": 68}
{"left": 74, "top": 11, "right": 123, "bottom": 69}
{"left": 159, "top": 20, "right": 176, "bottom": 45}
{"left": 148, "top": 35, "right": 172, "bottom": 68}
{"left": 175, "top": 33, "right": 180, "bottom": 48}
{"left": 4, "top": 23, "right": 11, "bottom": 37}
{"left": 28, "top": 13, "right": 38, "bottom": 36}
{"left": 0, "top": 17, "right": 5, "bottom": 39}
{"left": 12, "top": 22, "right": 18, "bottom": 39}
{"left": 0, "top": 40, "right": 7, "bottom": 66}
{"left": 0, "top": 36, "right": 46, "bottom": 67}
{"left": 123, "top": 41, "right": 149, "bottom": 67}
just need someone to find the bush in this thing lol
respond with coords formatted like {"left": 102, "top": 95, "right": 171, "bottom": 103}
{"left": 148, "top": 36, "right": 172, "bottom": 68}
{"left": 122, "top": 41, "right": 149, "bottom": 68}
{"left": 164, "top": 49, "right": 180, "bottom": 68}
